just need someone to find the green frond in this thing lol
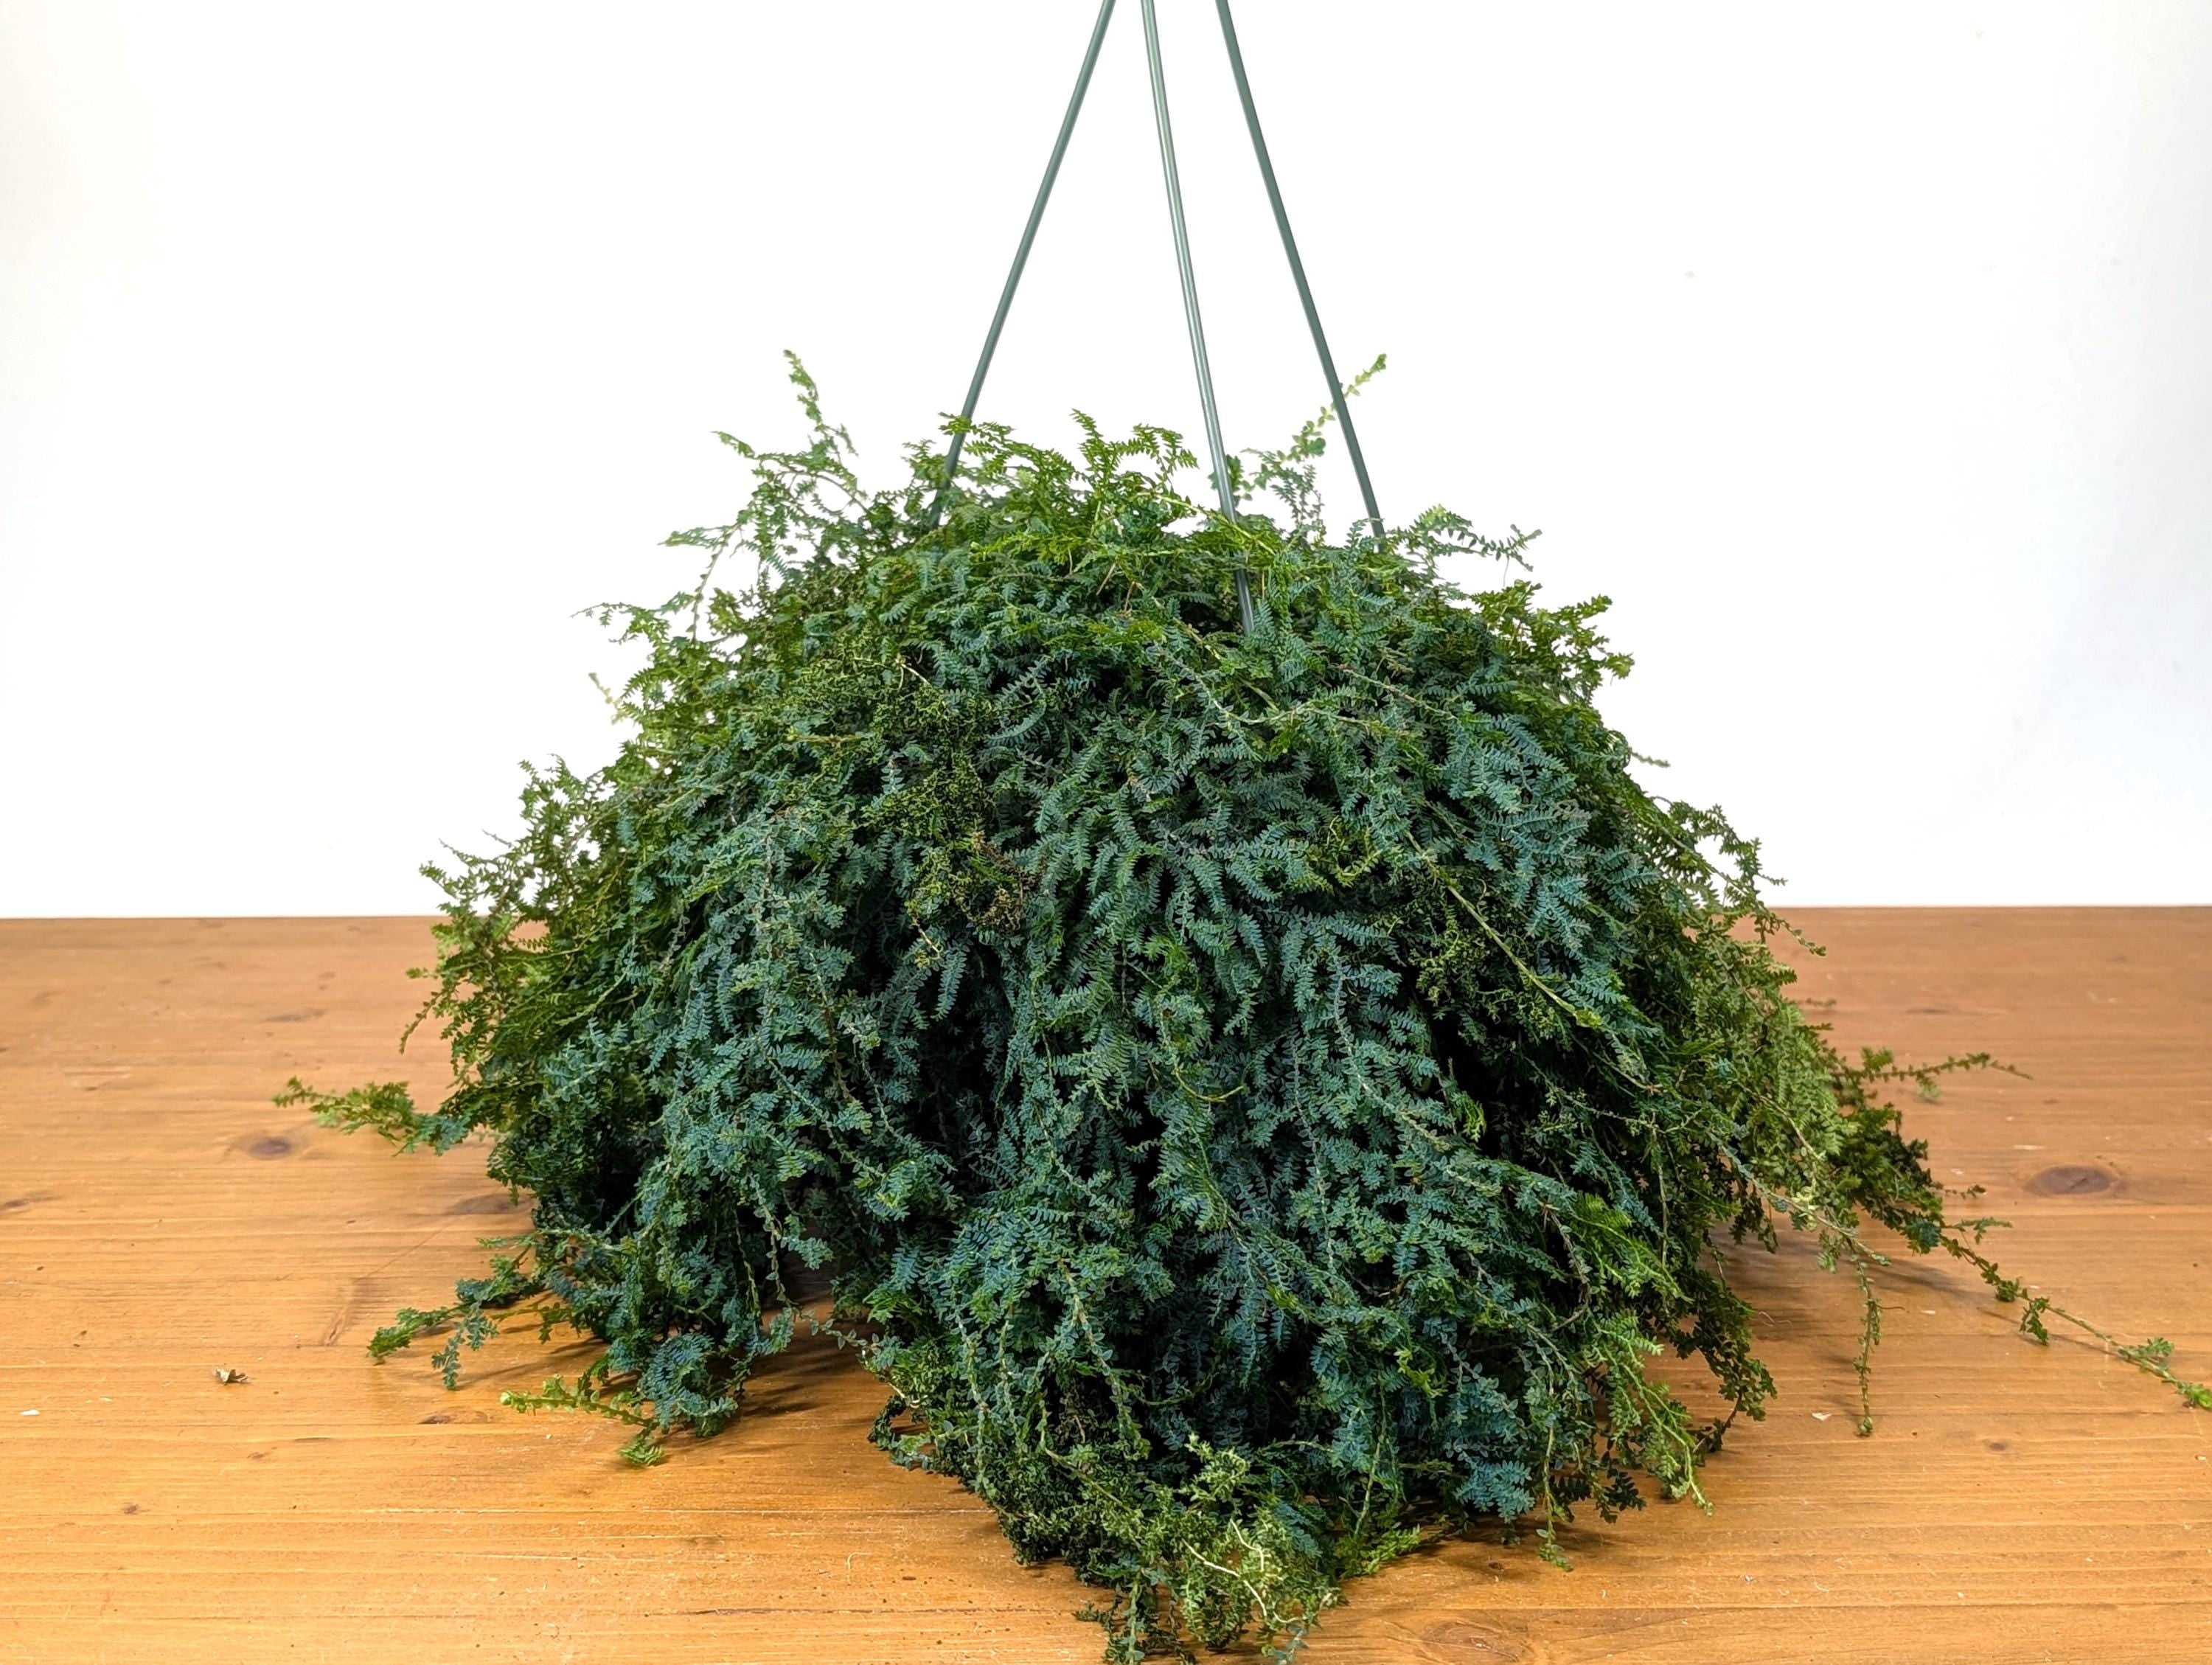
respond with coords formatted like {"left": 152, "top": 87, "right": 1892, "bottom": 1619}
{"left": 294, "top": 364, "right": 2197, "bottom": 1660}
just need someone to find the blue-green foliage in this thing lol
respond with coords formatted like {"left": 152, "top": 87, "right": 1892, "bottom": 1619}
{"left": 285, "top": 361, "right": 2204, "bottom": 1660}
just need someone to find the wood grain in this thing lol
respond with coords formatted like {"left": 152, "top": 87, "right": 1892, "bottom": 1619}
{"left": 1, "top": 911, "right": 2208, "bottom": 1664}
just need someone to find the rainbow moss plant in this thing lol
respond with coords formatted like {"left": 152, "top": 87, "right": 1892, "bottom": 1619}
{"left": 284, "top": 360, "right": 2204, "bottom": 1661}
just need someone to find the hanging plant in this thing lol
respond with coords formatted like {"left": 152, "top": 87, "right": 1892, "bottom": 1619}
{"left": 283, "top": 359, "right": 2203, "bottom": 1661}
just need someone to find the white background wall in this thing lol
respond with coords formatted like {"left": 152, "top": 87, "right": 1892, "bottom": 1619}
{"left": 3, "top": 1, "right": 2206, "bottom": 915}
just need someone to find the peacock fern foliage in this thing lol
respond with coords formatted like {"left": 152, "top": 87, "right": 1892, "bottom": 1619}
{"left": 283, "top": 359, "right": 2203, "bottom": 1661}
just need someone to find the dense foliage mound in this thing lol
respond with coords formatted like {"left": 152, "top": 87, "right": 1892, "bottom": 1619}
{"left": 286, "top": 362, "right": 2203, "bottom": 1660}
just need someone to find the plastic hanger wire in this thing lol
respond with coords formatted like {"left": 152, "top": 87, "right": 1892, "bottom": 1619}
{"left": 1138, "top": 0, "right": 1253, "bottom": 633}
{"left": 925, "top": 0, "right": 1119, "bottom": 532}
{"left": 931, "top": 0, "right": 1381, "bottom": 633}
{"left": 1212, "top": 0, "right": 1383, "bottom": 540}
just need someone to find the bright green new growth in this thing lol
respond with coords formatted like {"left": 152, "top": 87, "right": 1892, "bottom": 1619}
{"left": 284, "top": 360, "right": 2205, "bottom": 1661}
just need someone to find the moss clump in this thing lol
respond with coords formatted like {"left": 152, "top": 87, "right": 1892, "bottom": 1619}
{"left": 286, "top": 361, "right": 2203, "bottom": 1660}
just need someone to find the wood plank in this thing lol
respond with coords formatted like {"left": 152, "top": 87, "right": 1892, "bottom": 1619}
{"left": 1, "top": 911, "right": 2207, "bottom": 1663}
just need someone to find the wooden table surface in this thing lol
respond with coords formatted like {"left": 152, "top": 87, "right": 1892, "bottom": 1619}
{"left": 2, "top": 911, "right": 2208, "bottom": 1664}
